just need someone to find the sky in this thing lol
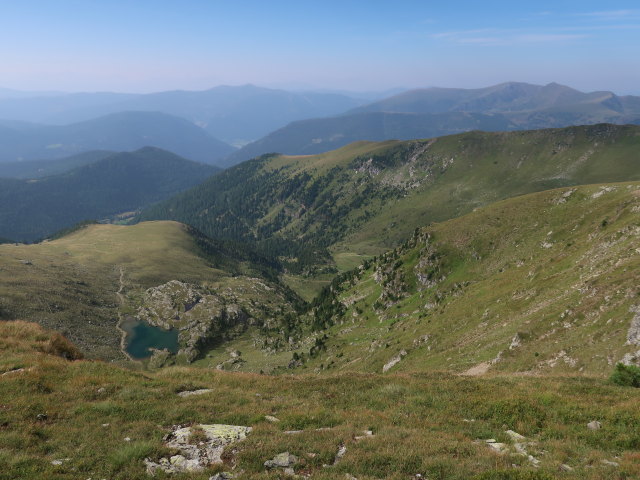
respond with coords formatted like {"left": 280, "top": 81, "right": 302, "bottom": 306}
{"left": 0, "top": 0, "right": 638, "bottom": 94}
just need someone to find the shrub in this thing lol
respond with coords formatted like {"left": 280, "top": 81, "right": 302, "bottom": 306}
{"left": 42, "top": 333, "right": 84, "bottom": 360}
{"left": 610, "top": 362, "right": 640, "bottom": 387}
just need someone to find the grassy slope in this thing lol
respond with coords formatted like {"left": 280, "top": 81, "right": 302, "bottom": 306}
{"left": 2, "top": 321, "right": 640, "bottom": 480}
{"left": 140, "top": 124, "right": 640, "bottom": 296}
{"left": 196, "top": 181, "right": 640, "bottom": 376}
{"left": 292, "top": 182, "right": 640, "bottom": 376}
{"left": 0, "top": 221, "right": 287, "bottom": 361}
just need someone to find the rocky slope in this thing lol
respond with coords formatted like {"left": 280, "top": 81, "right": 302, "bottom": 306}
{"left": 288, "top": 182, "right": 640, "bottom": 375}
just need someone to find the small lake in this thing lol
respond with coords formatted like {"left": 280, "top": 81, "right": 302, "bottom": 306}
{"left": 120, "top": 318, "right": 179, "bottom": 359}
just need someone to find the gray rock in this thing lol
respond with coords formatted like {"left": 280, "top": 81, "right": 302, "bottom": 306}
{"left": 177, "top": 389, "right": 213, "bottom": 398}
{"left": 505, "top": 430, "right": 526, "bottom": 441}
{"left": 333, "top": 444, "right": 347, "bottom": 464}
{"left": 587, "top": 420, "right": 602, "bottom": 431}
{"left": 209, "top": 473, "right": 235, "bottom": 480}
{"left": 382, "top": 350, "right": 407, "bottom": 373}
{"left": 264, "top": 415, "right": 280, "bottom": 423}
{"left": 560, "top": 464, "right": 574, "bottom": 472}
{"left": 145, "top": 424, "right": 251, "bottom": 475}
{"left": 264, "top": 452, "right": 298, "bottom": 469}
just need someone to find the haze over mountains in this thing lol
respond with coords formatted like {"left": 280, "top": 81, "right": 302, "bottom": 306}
{"left": 2, "top": 82, "right": 639, "bottom": 169}
{"left": 0, "top": 85, "right": 363, "bottom": 146}
{"left": 0, "top": 111, "right": 234, "bottom": 165}
{"left": 229, "top": 82, "right": 640, "bottom": 163}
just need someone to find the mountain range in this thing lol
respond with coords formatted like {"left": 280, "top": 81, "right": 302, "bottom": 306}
{"left": 0, "top": 111, "right": 234, "bottom": 165}
{"left": 227, "top": 82, "right": 640, "bottom": 164}
{"left": 0, "top": 84, "right": 363, "bottom": 147}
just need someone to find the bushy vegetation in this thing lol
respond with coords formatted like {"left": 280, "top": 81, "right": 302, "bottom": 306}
{"left": 610, "top": 363, "right": 640, "bottom": 388}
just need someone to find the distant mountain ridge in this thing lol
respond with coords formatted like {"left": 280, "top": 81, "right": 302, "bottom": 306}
{"left": 0, "top": 111, "right": 234, "bottom": 165}
{"left": 226, "top": 111, "right": 515, "bottom": 163}
{"left": 0, "top": 84, "right": 364, "bottom": 146}
{"left": 226, "top": 82, "right": 640, "bottom": 164}
{"left": 0, "top": 147, "right": 218, "bottom": 241}
{"left": 351, "top": 81, "right": 640, "bottom": 124}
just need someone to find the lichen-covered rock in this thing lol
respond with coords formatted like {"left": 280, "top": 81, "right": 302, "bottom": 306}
{"left": 145, "top": 424, "right": 251, "bottom": 475}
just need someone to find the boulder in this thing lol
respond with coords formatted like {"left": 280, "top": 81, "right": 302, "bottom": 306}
{"left": 145, "top": 424, "right": 251, "bottom": 475}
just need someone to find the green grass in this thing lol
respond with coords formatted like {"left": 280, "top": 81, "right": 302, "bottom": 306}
{"left": 279, "top": 182, "right": 640, "bottom": 377}
{"left": 0, "top": 221, "right": 297, "bottom": 362}
{"left": 2, "top": 321, "right": 640, "bottom": 480}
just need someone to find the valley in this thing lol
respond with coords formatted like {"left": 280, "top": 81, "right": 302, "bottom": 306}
{"left": 1, "top": 85, "right": 640, "bottom": 480}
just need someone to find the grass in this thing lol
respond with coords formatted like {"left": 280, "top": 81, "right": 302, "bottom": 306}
{"left": 0, "top": 221, "right": 296, "bottom": 362}
{"left": 1, "top": 321, "right": 640, "bottom": 479}
{"left": 287, "top": 181, "right": 640, "bottom": 376}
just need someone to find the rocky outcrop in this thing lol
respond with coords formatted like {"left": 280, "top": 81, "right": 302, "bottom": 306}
{"left": 136, "top": 281, "right": 250, "bottom": 363}
{"left": 382, "top": 349, "right": 407, "bottom": 373}
{"left": 145, "top": 424, "right": 251, "bottom": 475}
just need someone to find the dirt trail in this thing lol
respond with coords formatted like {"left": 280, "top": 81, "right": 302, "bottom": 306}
{"left": 114, "top": 266, "right": 136, "bottom": 362}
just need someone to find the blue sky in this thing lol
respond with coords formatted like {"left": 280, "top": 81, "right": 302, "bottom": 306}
{"left": 0, "top": 1, "right": 638, "bottom": 94}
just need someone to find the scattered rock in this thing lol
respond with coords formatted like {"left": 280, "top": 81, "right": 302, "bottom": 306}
{"left": 284, "top": 430, "right": 303, "bottom": 435}
{"left": 505, "top": 430, "right": 526, "bottom": 441}
{"left": 382, "top": 350, "right": 407, "bottom": 373}
{"left": 1, "top": 367, "right": 25, "bottom": 376}
{"left": 333, "top": 444, "right": 347, "bottom": 464}
{"left": 485, "top": 440, "right": 507, "bottom": 454}
{"left": 509, "top": 333, "right": 521, "bottom": 350}
{"left": 601, "top": 459, "right": 620, "bottom": 467}
{"left": 36, "top": 413, "right": 48, "bottom": 421}
{"left": 177, "top": 389, "right": 213, "bottom": 398}
{"left": 124, "top": 437, "right": 131, "bottom": 442}
{"left": 626, "top": 305, "right": 640, "bottom": 346}
{"left": 145, "top": 424, "right": 251, "bottom": 475}
{"left": 560, "top": 464, "right": 574, "bottom": 472}
{"left": 209, "top": 473, "right": 235, "bottom": 480}
{"left": 354, "top": 430, "right": 374, "bottom": 441}
{"left": 96, "top": 387, "right": 106, "bottom": 394}
{"left": 264, "top": 452, "right": 298, "bottom": 470}
{"left": 264, "top": 415, "right": 280, "bottom": 423}
{"left": 587, "top": 420, "right": 602, "bottom": 431}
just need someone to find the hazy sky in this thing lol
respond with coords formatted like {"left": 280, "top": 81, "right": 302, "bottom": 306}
{"left": 0, "top": 0, "right": 638, "bottom": 94}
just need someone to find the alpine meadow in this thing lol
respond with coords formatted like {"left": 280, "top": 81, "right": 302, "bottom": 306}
{"left": 1, "top": 2, "right": 640, "bottom": 480}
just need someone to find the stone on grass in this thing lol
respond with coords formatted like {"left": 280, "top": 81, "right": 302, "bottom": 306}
{"left": 264, "top": 452, "right": 298, "bottom": 469}
{"left": 209, "top": 472, "right": 234, "bottom": 480}
{"left": 177, "top": 389, "right": 213, "bottom": 398}
{"left": 145, "top": 424, "right": 251, "bottom": 475}
{"left": 587, "top": 420, "right": 602, "bottom": 431}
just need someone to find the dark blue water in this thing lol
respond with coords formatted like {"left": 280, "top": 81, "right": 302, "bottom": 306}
{"left": 121, "top": 318, "right": 179, "bottom": 359}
